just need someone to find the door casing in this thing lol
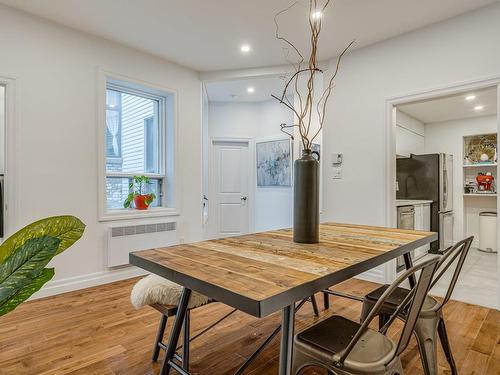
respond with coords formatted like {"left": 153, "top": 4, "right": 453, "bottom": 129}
{"left": 385, "top": 75, "right": 500, "bottom": 309}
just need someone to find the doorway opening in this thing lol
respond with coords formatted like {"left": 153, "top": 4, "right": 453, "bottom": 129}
{"left": 0, "top": 76, "right": 15, "bottom": 239}
{"left": 0, "top": 84, "right": 4, "bottom": 239}
{"left": 202, "top": 75, "right": 295, "bottom": 239}
{"left": 388, "top": 81, "right": 499, "bottom": 309}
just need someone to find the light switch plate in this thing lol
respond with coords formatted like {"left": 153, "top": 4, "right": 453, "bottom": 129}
{"left": 332, "top": 166, "right": 342, "bottom": 179}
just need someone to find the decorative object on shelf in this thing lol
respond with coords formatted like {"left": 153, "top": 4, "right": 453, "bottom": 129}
{"left": 272, "top": 0, "right": 353, "bottom": 243}
{"left": 123, "top": 175, "right": 157, "bottom": 210}
{"left": 464, "top": 134, "right": 497, "bottom": 164}
{"left": 256, "top": 139, "right": 292, "bottom": 187}
{"left": 476, "top": 172, "right": 495, "bottom": 193}
{"left": 0, "top": 216, "right": 85, "bottom": 317}
{"left": 464, "top": 182, "right": 476, "bottom": 194}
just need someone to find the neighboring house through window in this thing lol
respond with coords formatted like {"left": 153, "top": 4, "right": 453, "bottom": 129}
{"left": 144, "top": 116, "right": 158, "bottom": 174}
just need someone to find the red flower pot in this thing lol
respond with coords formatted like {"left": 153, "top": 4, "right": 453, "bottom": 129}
{"left": 134, "top": 195, "right": 151, "bottom": 210}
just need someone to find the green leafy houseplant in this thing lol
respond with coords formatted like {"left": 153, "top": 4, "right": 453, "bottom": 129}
{"left": 0, "top": 215, "right": 85, "bottom": 317}
{"left": 123, "top": 175, "right": 156, "bottom": 210}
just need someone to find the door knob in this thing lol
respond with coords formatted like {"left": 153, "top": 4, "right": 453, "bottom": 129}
{"left": 241, "top": 196, "right": 247, "bottom": 201}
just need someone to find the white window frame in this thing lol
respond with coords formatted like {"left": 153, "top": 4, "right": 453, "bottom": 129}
{"left": 97, "top": 69, "right": 179, "bottom": 221}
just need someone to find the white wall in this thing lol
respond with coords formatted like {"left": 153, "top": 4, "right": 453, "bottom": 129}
{"left": 321, "top": 3, "right": 500, "bottom": 283}
{"left": 255, "top": 101, "right": 295, "bottom": 232}
{"left": 424, "top": 115, "right": 497, "bottom": 245}
{"left": 322, "top": 3, "right": 500, "bottom": 228}
{"left": 396, "top": 109, "right": 425, "bottom": 157}
{"left": 208, "top": 100, "right": 294, "bottom": 232}
{"left": 4, "top": 0, "right": 500, "bottom": 296}
{"left": 0, "top": 5, "right": 203, "bottom": 296}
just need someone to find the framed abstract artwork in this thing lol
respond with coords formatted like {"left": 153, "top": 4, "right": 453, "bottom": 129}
{"left": 256, "top": 139, "right": 292, "bottom": 187}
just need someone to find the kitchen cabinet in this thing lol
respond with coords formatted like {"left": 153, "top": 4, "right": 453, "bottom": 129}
{"left": 414, "top": 203, "right": 431, "bottom": 259}
{"left": 395, "top": 110, "right": 425, "bottom": 157}
{"left": 395, "top": 200, "right": 431, "bottom": 261}
{"left": 396, "top": 125, "right": 425, "bottom": 157}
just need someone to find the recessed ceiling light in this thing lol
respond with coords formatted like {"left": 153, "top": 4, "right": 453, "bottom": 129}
{"left": 465, "top": 95, "right": 476, "bottom": 101}
{"left": 312, "top": 10, "right": 322, "bottom": 19}
{"left": 474, "top": 105, "right": 484, "bottom": 111}
{"left": 247, "top": 87, "right": 255, "bottom": 93}
{"left": 240, "top": 44, "right": 251, "bottom": 53}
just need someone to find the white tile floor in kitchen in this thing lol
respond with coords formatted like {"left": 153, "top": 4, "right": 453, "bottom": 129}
{"left": 429, "top": 248, "right": 498, "bottom": 309}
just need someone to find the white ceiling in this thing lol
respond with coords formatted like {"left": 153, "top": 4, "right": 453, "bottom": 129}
{"left": 205, "top": 76, "right": 288, "bottom": 102}
{"left": 398, "top": 86, "right": 497, "bottom": 123}
{"left": 0, "top": 0, "right": 496, "bottom": 72}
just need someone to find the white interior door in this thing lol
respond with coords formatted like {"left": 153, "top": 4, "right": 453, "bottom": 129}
{"left": 212, "top": 141, "right": 250, "bottom": 237}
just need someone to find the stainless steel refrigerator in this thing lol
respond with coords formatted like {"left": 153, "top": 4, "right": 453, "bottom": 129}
{"left": 396, "top": 153, "right": 453, "bottom": 253}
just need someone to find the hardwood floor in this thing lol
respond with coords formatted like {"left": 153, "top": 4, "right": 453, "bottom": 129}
{"left": 0, "top": 277, "right": 498, "bottom": 375}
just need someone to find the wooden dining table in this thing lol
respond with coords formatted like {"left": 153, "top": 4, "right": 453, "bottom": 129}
{"left": 130, "top": 222, "right": 437, "bottom": 375}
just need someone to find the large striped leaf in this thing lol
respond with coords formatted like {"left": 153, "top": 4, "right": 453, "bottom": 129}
{"left": 0, "top": 216, "right": 85, "bottom": 264}
{"left": 0, "top": 236, "right": 60, "bottom": 304}
{"left": 0, "top": 268, "right": 54, "bottom": 317}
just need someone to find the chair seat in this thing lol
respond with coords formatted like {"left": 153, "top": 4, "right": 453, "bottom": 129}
{"left": 131, "top": 274, "right": 211, "bottom": 310}
{"left": 295, "top": 315, "right": 397, "bottom": 373}
{"left": 364, "top": 284, "right": 440, "bottom": 316}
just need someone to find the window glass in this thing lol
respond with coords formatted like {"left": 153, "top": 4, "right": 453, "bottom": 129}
{"left": 104, "top": 84, "right": 164, "bottom": 211}
{"left": 105, "top": 88, "right": 160, "bottom": 174}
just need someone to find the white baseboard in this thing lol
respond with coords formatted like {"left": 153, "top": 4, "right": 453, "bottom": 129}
{"left": 31, "top": 267, "right": 386, "bottom": 301}
{"left": 30, "top": 266, "right": 148, "bottom": 300}
{"left": 355, "top": 267, "right": 385, "bottom": 283}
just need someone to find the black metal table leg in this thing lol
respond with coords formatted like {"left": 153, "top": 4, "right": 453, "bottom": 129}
{"left": 403, "top": 252, "right": 416, "bottom": 288}
{"left": 310, "top": 295, "right": 319, "bottom": 317}
{"left": 323, "top": 291, "right": 330, "bottom": 310}
{"left": 234, "top": 299, "right": 308, "bottom": 375}
{"left": 279, "top": 304, "right": 295, "bottom": 375}
{"left": 182, "top": 309, "right": 190, "bottom": 371}
{"left": 160, "top": 288, "right": 192, "bottom": 375}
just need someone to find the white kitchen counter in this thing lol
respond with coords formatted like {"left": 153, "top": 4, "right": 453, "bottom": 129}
{"left": 395, "top": 199, "right": 433, "bottom": 207}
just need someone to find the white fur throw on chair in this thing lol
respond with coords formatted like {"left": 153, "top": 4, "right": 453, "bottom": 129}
{"left": 131, "top": 274, "right": 211, "bottom": 309}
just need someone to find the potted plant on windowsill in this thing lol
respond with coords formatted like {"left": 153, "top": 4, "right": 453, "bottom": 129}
{"left": 124, "top": 175, "right": 156, "bottom": 210}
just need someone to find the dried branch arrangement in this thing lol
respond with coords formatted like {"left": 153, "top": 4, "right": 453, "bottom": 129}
{"left": 272, "top": 0, "right": 354, "bottom": 151}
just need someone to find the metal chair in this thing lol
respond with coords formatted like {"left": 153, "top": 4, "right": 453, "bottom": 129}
{"left": 292, "top": 256, "right": 440, "bottom": 375}
{"left": 360, "top": 236, "right": 473, "bottom": 375}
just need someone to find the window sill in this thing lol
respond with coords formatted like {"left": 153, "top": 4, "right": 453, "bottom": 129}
{"left": 99, "top": 207, "right": 180, "bottom": 222}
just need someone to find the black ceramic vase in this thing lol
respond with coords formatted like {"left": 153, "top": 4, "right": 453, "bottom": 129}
{"left": 293, "top": 149, "right": 320, "bottom": 243}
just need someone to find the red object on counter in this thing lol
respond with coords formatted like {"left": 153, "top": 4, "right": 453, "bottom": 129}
{"left": 476, "top": 173, "right": 494, "bottom": 192}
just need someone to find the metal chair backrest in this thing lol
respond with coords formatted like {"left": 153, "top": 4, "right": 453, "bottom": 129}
{"left": 336, "top": 256, "right": 439, "bottom": 367}
{"left": 430, "top": 236, "right": 473, "bottom": 307}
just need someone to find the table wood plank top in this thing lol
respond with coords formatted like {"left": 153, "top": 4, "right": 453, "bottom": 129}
{"left": 130, "top": 222, "right": 437, "bottom": 317}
